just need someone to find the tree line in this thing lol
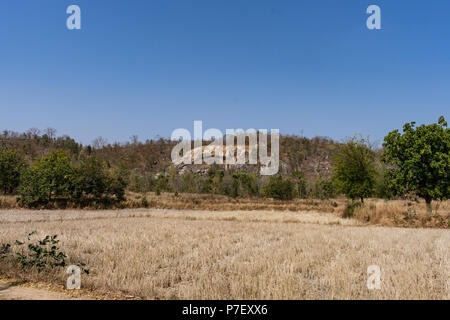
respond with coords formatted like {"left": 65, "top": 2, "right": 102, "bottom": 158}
{"left": 0, "top": 117, "right": 448, "bottom": 209}
{"left": 0, "top": 149, "right": 127, "bottom": 208}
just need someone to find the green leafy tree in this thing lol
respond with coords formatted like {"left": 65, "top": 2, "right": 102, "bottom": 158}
{"left": 382, "top": 116, "right": 450, "bottom": 209}
{"left": 75, "top": 156, "right": 128, "bottom": 203}
{"left": 373, "top": 168, "right": 394, "bottom": 199}
{"left": 153, "top": 173, "right": 169, "bottom": 194}
{"left": 105, "top": 171, "right": 127, "bottom": 202}
{"left": 0, "top": 148, "right": 24, "bottom": 194}
{"left": 17, "top": 150, "right": 75, "bottom": 207}
{"left": 233, "top": 172, "right": 259, "bottom": 197}
{"left": 332, "top": 137, "right": 377, "bottom": 202}
{"left": 312, "top": 177, "right": 336, "bottom": 200}
{"left": 72, "top": 156, "right": 109, "bottom": 200}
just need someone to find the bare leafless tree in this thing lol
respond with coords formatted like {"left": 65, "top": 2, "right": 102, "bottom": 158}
{"left": 92, "top": 136, "right": 108, "bottom": 150}
{"left": 44, "top": 127, "right": 57, "bottom": 139}
{"left": 26, "top": 128, "right": 41, "bottom": 139}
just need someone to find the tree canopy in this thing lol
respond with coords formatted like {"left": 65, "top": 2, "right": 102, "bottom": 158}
{"left": 332, "top": 136, "right": 377, "bottom": 202}
{"left": 382, "top": 116, "right": 450, "bottom": 207}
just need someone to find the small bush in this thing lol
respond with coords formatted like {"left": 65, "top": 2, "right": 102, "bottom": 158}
{"left": 292, "top": 171, "right": 308, "bottom": 198}
{"left": 343, "top": 201, "right": 363, "bottom": 218}
{"left": 312, "top": 177, "right": 336, "bottom": 200}
{"left": 262, "top": 176, "right": 295, "bottom": 200}
{"left": 141, "top": 194, "right": 149, "bottom": 208}
{"left": 1, "top": 231, "right": 88, "bottom": 274}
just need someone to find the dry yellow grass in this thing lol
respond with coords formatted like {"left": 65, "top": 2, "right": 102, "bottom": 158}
{"left": 0, "top": 196, "right": 17, "bottom": 209}
{"left": 1, "top": 193, "right": 449, "bottom": 228}
{"left": 0, "top": 209, "right": 448, "bottom": 300}
{"left": 124, "top": 192, "right": 348, "bottom": 214}
{"left": 0, "top": 193, "right": 345, "bottom": 212}
{"left": 353, "top": 199, "right": 450, "bottom": 228}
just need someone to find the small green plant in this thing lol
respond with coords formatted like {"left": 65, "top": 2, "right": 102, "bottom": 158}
{"left": 0, "top": 243, "right": 11, "bottom": 260}
{"left": 1, "top": 231, "right": 89, "bottom": 274}
{"left": 14, "top": 231, "right": 67, "bottom": 270}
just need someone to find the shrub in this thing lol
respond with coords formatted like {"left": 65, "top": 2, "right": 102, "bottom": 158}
{"left": 342, "top": 201, "right": 363, "bottom": 218}
{"left": 229, "top": 172, "right": 259, "bottom": 198}
{"left": 262, "top": 176, "right": 295, "bottom": 200}
{"left": 221, "top": 174, "right": 235, "bottom": 197}
{"left": 312, "top": 177, "right": 336, "bottom": 200}
{"left": 291, "top": 170, "right": 308, "bottom": 198}
{"left": 153, "top": 173, "right": 169, "bottom": 193}
{"left": 239, "top": 172, "right": 259, "bottom": 197}
{"left": 141, "top": 194, "right": 149, "bottom": 208}
{"left": 0, "top": 148, "right": 24, "bottom": 194}
{"left": 231, "top": 173, "right": 240, "bottom": 198}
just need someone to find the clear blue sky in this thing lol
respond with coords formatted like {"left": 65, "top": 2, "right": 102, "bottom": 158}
{"left": 1, "top": 0, "right": 449, "bottom": 145}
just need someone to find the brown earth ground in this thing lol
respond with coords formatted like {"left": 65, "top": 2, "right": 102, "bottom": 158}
{"left": 0, "top": 278, "right": 139, "bottom": 300}
{"left": 0, "top": 278, "right": 82, "bottom": 300}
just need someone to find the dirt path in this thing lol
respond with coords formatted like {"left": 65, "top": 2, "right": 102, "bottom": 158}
{"left": 0, "top": 279, "right": 85, "bottom": 300}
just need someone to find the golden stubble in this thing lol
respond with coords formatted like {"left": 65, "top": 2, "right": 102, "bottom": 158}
{"left": 0, "top": 209, "right": 448, "bottom": 300}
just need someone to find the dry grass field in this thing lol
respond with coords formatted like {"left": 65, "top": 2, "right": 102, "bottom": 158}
{"left": 0, "top": 208, "right": 448, "bottom": 300}
{"left": 1, "top": 193, "right": 448, "bottom": 228}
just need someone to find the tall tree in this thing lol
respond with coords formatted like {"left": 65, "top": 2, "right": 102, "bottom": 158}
{"left": 382, "top": 116, "right": 450, "bottom": 210}
{"left": 332, "top": 136, "right": 377, "bottom": 203}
